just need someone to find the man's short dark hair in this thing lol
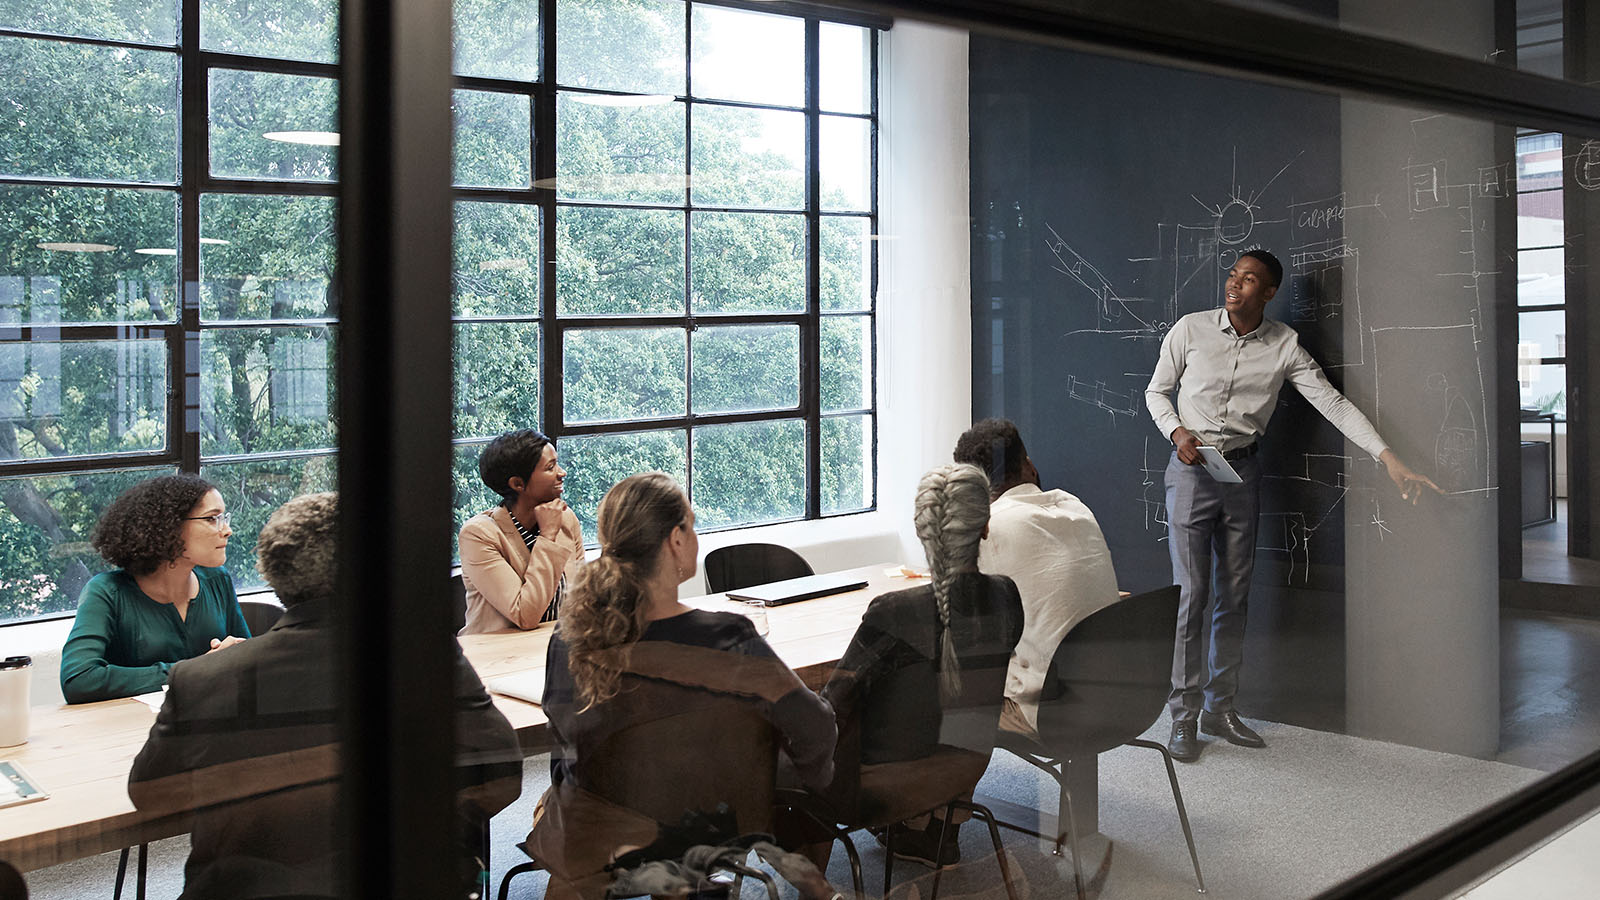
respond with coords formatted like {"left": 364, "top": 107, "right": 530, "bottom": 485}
{"left": 1241, "top": 249, "right": 1283, "bottom": 288}
{"left": 953, "top": 418, "right": 1027, "bottom": 487}
{"left": 478, "top": 429, "right": 554, "bottom": 501}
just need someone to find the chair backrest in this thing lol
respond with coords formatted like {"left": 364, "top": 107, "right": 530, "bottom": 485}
{"left": 1034, "top": 585, "right": 1181, "bottom": 755}
{"left": 583, "top": 680, "right": 779, "bottom": 837}
{"left": 703, "top": 543, "right": 814, "bottom": 594}
{"left": 239, "top": 600, "right": 286, "bottom": 636}
{"left": 450, "top": 573, "right": 467, "bottom": 633}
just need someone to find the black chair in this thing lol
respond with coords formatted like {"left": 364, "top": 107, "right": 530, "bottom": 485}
{"left": 451, "top": 573, "right": 468, "bottom": 633}
{"left": 994, "top": 585, "right": 1205, "bottom": 899}
{"left": 239, "top": 600, "right": 285, "bottom": 636}
{"left": 703, "top": 544, "right": 813, "bottom": 594}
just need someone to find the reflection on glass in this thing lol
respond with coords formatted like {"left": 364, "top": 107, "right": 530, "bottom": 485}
{"left": 557, "top": 206, "right": 684, "bottom": 316}
{"left": 200, "top": 326, "right": 336, "bottom": 454}
{"left": 0, "top": 37, "right": 177, "bottom": 183}
{"left": 819, "top": 215, "right": 872, "bottom": 312}
{"left": 820, "top": 22, "right": 871, "bottom": 114}
{"left": 691, "top": 4, "right": 802, "bottom": 106}
{"left": 455, "top": 201, "right": 542, "bottom": 316}
{"left": 200, "top": 453, "right": 336, "bottom": 590}
{"left": 1, "top": 1, "right": 174, "bottom": 43}
{"left": 820, "top": 114, "right": 871, "bottom": 212}
{"left": 0, "top": 186, "right": 177, "bottom": 324}
{"left": 1517, "top": 248, "right": 1563, "bottom": 307}
{"left": 691, "top": 419, "right": 804, "bottom": 529}
{"left": 0, "top": 466, "right": 173, "bottom": 623}
{"left": 1515, "top": 132, "right": 1562, "bottom": 190}
{"left": 210, "top": 69, "right": 338, "bottom": 181}
{"left": 564, "top": 327, "right": 685, "bottom": 422}
{"left": 454, "top": 90, "right": 532, "bottom": 189}
{"left": 821, "top": 413, "right": 872, "bottom": 514}
{"left": 555, "top": 93, "right": 685, "bottom": 204}
{"left": 0, "top": 339, "right": 166, "bottom": 460}
{"left": 201, "top": 0, "right": 337, "bottom": 63}
{"left": 454, "top": 0, "right": 540, "bottom": 80}
{"left": 201, "top": 194, "right": 336, "bottom": 320}
{"left": 821, "top": 316, "right": 870, "bottom": 412}
{"left": 559, "top": 428, "right": 687, "bottom": 538}
{"left": 557, "top": 0, "right": 684, "bottom": 95}
{"left": 690, "top": 212, "right": 804, "bottom": 313}
{"left": 1520, "top": 362, "right": 1566, "bottom": 416}
{"left": 691, "top": 105, "right": 804, "bottom": 209}
{"left": 455, "top": 322, "right": 540, "bottom": 440}
{"left": 691, "top": 325, "right": 798, "bottom": 414}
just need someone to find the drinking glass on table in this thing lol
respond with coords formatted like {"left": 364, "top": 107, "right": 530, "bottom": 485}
{"left": 740, "top": 600, "right": 770, "bottom": 636}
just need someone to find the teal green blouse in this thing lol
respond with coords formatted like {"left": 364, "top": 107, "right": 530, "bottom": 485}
{"left": 60, "top": 567, "right": 251, "bottom": 704}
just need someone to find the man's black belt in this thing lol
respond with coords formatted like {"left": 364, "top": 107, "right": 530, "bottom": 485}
{"left": 1222, "top": 443, "right": 1259, "bottom": 461}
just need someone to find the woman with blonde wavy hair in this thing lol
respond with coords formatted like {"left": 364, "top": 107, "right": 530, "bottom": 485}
{"left": 812, "top": 463, "right": 1024, "bottom": 869}
{"left": 530, "top": 472, "right": 836, "bottom": 898}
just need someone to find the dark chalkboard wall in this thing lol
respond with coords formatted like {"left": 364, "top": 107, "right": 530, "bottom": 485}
{"left": 969, "top": 39, "right": 1353, "bottom": 593}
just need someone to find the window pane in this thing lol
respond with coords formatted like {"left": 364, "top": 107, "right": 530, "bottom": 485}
{"left": 210, "top": 69, "right": 338, "bottom": 182}
{"left": 690, "top": 5, "right": 802, "bottom": 106}
{"left": 819, "top": 215, "right": 872, "bottom": 312}
{"left": 1518, "top": 248, "right": 1563, "bottom": 308}
{"left": 0, "top": 185, "right": 177, "bottom": 324}
{"left": 452, "top": 440, "right": 502, "bottom": 561}
{"left": 454, "top": 0, "right": 540, "bottom": 80}
{"left": 200, "top": 326, "right": 335, "bottom": 454}
{"left": 455, "top": 201, "right": 542, "bottom": 316}
{"left": 201, "top": 453, "right": 336, "bottom": 591}
{"left": 1, "top": 0, "right": 173, "bottom": 43}
{"left": 557, "top": 206, "right": 684, "bottom": 316}
{"left": 1520, "top": 362, "right": 1566, "bottom": 417}
{"left": 1515, "top": 132, "right": 1561, "bottom": 191}
{"left": 690, "top": 212, "right": 804, "bottom": 313}
{"left": 820, "top": 114, "right": 871, "bottom": 212}
{"left": 563, "top": 327, "right": 685, "bottom": 423}
{"left": 821, "top": 315, "right": 871, "bottom": 412}
{"left": 555, "top": 93, "right": 685, "bottom": 204}
{"left": 201, "top": 0, "right": 337, "bottom": 63}
{"left": 691, "top": 105, "right": 804, "bottom": 209}
{"left": 455, "top": 322, "right": 540, "bottom": 441}
{"left": 201, "top": 194, "right": 336, "bottom": 320}
{"left": 0, "top": 466, "right": 172, "bottom": 623}
{"left": 1518, "top": 310, "right": 1565, "bottom": 357}
{"left": 821, "top": 413, "right": 872, "bottom": 514}
{"left": 454, "top": 90, "right": 532, "bottom": 189}
{"left": 0, "top": 37, "right": 177, "bottom": 183}
{"left": 1517, "top": 190, "right": 1562, "bottom": 243}
{"left": 820, "top": 22, "right": 871, "bottom": 114}
{"left": 560, "top": 429, "right": 687, "bottom": 539}
{"left": 691, "top": 325, "right": 798, "bottom": 414}
{"left": 691, "top": 419, "right": 803, "bottom": 529}
{"left": 0, "top": 339, "right": 166, "bottom": 460}
{"left": 557, "top": 0, "right": 684, "bottom": 95}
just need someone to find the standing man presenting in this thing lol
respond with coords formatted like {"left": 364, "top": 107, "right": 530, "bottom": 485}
{"left": 1144, "top": 249, "right": 1438, "bottom": 763}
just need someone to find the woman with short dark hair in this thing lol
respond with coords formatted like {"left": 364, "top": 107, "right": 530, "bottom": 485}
{"left": 458, "top": 429, "right": 585, "bottom": 633}
{"left": 60, "top": 474, "right": 250, "bottom": 704}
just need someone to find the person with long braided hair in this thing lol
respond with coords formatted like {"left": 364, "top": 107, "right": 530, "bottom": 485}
{"left": 812, "top": 463, "right": 1024, "bottom": 869}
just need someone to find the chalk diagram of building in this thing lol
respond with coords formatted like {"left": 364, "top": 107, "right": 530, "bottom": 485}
{"left": 1053, "top": 137, "right": 1497, "bottom": 583}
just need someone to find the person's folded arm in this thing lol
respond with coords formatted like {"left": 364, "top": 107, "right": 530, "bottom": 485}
{"left": 60, "top": 591, "right": 171, "bottom": 704}
{"left": 458, "top": 510, "right": 583, "bottom": 629}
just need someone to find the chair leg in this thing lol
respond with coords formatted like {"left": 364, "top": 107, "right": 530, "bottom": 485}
{"left": 928, "top": 802, "right": 957, "bottom": 900}
{"left": 1057, "top": 783, "right": 1088, "bottom": 900}
{"left": 497, "top": 860, "right": 543, "bottom": 900}
{"left": 135, "top": 843, "right": 147, "bottom": 900}
{"left": 882, "top": 826, "right": 895, "bottom": 896}
{"left": 833, "top": 827, "right": 865, "bottom": 900}
{"left": 1127, "top": 738, "right": 1207, "bottom": 894}
{"left": 112, "top": 847, "right": 129, "bottom": 900}
{"left": 949, "top": 800, "right": 1019, "bottom": 900}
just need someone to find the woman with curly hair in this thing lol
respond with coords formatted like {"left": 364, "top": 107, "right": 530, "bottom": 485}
{"left": 529, "top": 472, "right": 835, "bottom": 898}
{"left": 60, "top": 474, "right": 250, "bottom": 704}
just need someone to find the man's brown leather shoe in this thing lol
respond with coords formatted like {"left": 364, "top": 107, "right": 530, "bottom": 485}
{"left": 1200, "top": 710, "right": 1265, "bottom": 748}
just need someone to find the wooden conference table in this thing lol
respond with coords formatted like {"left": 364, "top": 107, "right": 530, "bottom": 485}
{"left": 0, "top": 563, "right": 1102, "bottom": 873}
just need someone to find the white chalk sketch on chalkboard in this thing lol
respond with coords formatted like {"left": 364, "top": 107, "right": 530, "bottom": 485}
{"left": 1575, "top": 140, "right": 1600, "bottom": 192}
{"left": 1478, "top": 163, "right": 1511, "bottom": 198}
{"left": 1407, "top": 160, "right": 1449, "bottom": 211}
{"left": 1066, "top": 374, "right": 1141, "bottom": 421}
{"left": 1044, "top": 223, "right": 1159, "bottom": 335}
{"left": 1259, "top": 452, "right": 1355, "bottom": 582}
{"left": 1139, "top": 437, "right": 1169, "bottom": 535}
{"left": 1372, "top": 324, "right": 1492, "bottom": 497}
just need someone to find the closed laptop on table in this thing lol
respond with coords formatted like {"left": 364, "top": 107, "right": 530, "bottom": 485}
{"left": 725, "top": 571, "right": 869, "bottom": 607}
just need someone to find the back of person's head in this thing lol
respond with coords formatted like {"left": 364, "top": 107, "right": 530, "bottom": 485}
{"left": 1240, "top": 248, "right": 1284, "bottom": 288}
{"left": 91, "top": 473, "right": 218, "bottom": 576}
{"left": 256, "top": 492, "right": 338, "bottom": 608}
{"left": 561, "top": 472, "right": 689, "bottom": 709}
{"left": 478, "top": 429, "right": 553, "bottom": 502}
{"left": 953, "top": 418, "right": 1027, "bottom": 491}
{"left": 913, "top": 463, "right": 991, "bottom": 699}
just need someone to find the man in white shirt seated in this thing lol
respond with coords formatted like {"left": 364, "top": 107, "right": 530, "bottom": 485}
{"left": 954, "top": 418, "right": 1122, "bottom": 738}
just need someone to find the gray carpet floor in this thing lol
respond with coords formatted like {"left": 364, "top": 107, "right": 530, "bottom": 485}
{"left": 23, "top": 718, "right": 1540, "bottom": 900}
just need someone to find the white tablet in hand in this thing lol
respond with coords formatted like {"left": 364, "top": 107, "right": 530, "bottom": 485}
{"left": 1197, "top": 446, "right": 1244, "bottom": 483}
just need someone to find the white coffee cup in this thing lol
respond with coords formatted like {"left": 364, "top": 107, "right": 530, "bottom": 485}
{"left": 0, "top": 656, "right": 30, "bottom": 748}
